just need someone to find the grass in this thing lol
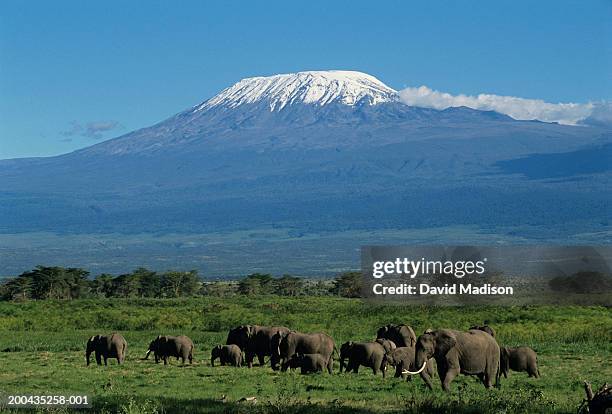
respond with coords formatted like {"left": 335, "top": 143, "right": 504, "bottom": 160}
{"left": 0, "top": 297, "right": 610, "bottom": 413}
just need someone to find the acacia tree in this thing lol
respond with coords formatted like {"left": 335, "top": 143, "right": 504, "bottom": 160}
{"left": 134, "top": 268, "right": 161, "bottom": 298}
{"left": 274, "top": 275, "right": 303, "bottom": 296}
{"left": 25, "top": 266, "right": 89, "bottom": 299}
{"left": 0, "top": 276, "right": 32, "bottom": 301}
{"left": 161, "top": 270, "right": 200, "bottom": 297}
{"left": 330, "top": 271, "right": 363, "bottom": 298}
{"left": 237, "top": 273, "right": 274, "bottom": 295}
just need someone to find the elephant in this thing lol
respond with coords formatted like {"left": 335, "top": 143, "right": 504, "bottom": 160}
{"left": 270, "top": 331, "right": 335, "bottom": 373}
{"left": 86, "top": 333, "right": 127, "bottom": 366}
{"left": 500, "top": 346, "right": 540, "bottom": 378}
{"left": 385, "top": 346, "right": 435, "bottom": 385}
{"left": 339, "top": 340, "right": 394, "bottom": 372}
{"left": 211, "top": 344, "right": 242, "bottom": 367}
{"left": 469, "top": 325, "right": 496, "bottom": 338}
{"left": 404, "top": 329, "right": 500, "bottom": 392}
{"left": 144, "top": 335, "right": 194, "bottom": 365}
{"left": 226, "top": 325, "right": 290, "bottom": 368}
{"left": 376, "top": 324, "right": 417, "bottom": 347}
{"left": 285, "top": 353, "right": 328, "bottom": 374}
{"left": 339, "top": 340, "right": 391, "bottom": 377}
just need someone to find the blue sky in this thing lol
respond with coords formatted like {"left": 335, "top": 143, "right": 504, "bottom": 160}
{"left": 1, "top": 0, "right": 610, "bottom": 159}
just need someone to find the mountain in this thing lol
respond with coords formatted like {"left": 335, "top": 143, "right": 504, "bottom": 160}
{"left": 0, "top": 70, "right": 610, "bottom": 275}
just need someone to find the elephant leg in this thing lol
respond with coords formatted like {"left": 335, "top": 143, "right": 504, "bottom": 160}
{"left": 95, "top": 353, "right": 102, "bottom": 365}
{"left": 419, "top": 369, "right": 433, "bottom": 389}
{"left": 483, "top": 372, "right": 494, "bottom": 388}
{"left": 442, "top": 367, "right": 459, "bottom": 392}
{"left": 245, "top": 351, "right": 255, "bottom": 369}
{"left": 327, "top": 357, "right": 333, "bottom": 374}
{"left": 163, "top": 356, "right": 168, "bottom": 365}
{"left": 104, "top": 356, "right": 108, "bottom": 366}
{"left": 257, "top": 353, "right": 265, "bottom": 367}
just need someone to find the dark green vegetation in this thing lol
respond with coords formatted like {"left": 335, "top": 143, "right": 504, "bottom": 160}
{"left": 0, "top": 297, "right": 610, "bottom": 413}
{"left": 0, "top": 266, "right": 336, "bottom": 300}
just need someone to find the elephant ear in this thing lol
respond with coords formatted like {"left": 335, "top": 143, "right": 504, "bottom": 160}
{"left": 435, "top": 331, "right": 457, "bottom": 357}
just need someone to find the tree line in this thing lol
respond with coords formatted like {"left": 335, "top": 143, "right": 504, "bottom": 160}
{"left": 0, "top": 266, "right": 363, "bottom": 301}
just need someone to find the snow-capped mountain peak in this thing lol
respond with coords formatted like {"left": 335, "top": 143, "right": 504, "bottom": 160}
{"left": 195, "top": 70, "right": 398, "bottom": 112}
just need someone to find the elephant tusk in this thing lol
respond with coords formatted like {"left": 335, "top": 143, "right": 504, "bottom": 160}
{"left": 402, "top": 361, "right": 427, "bottom": 375}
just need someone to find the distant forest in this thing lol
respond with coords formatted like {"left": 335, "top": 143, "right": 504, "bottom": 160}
{"left": 0, "top": 266, "right": 362, "bottom": 301}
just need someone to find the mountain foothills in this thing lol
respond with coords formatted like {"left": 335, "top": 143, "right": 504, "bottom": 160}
{"left": 0, "top": 71, "right": 610, "bottom": 275}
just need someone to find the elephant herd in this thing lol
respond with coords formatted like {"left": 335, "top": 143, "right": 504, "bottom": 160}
{"left": 85, "top": 323, "right": 540, "bottom": 392}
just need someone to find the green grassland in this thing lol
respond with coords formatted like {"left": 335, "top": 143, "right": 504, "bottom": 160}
{"left": 0, "top": 297, "right": 610, "bottom": 413}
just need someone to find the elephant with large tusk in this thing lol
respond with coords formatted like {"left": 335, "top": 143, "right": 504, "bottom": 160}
{"left": 402, "top": 361, "right": 427, "bottom": 375}
{"left": 385, "top": 346, "right": 435, "bottom": 386}
{"left": 404, "top": 329, "right": 500, "bottom": 392}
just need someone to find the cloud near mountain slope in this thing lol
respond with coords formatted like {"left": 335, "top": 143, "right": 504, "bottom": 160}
{"left": 398, "top": 85, "right": 606, "bottom": 125}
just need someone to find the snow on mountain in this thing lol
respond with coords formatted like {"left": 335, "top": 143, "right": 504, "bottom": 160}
{"left": 194, "top": 70, "right": 398, "bottom": 112}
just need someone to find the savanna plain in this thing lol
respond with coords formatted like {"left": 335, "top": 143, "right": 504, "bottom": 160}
{"left": 0, "top": 297, "right": 610, "bottom": 413}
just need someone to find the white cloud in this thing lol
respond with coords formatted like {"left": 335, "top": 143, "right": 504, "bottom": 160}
{"left": 398, "top": 86, "right": 599, "bottom": 125}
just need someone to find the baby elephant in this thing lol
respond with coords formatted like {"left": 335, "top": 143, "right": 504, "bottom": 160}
{"left": 386, "top": 347, "right": 435, "bottom": 382}
{"left": 501, "top": 346, "right": 540, "bottom": 378}
{"left": 211, "top": 344, "right": 243, "bottom": 367}
{"left": 144, "top": 335, "right": 194, "bottom": 365}
{"left": 286, "top": 353, "right": 328, "bottom": 374}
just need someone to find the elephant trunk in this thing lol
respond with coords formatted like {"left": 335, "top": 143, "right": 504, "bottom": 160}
{"left": 211, "top": 356, "right": 215, "bottom": 367}
{"left": 339, "top": 358, "right": 344, "bottom": 373}
{"left": 86, "top": 351, "right": 91, "bottom": 366}
{"left": 402, "top": 361, "right": 427, "bottom": 375}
